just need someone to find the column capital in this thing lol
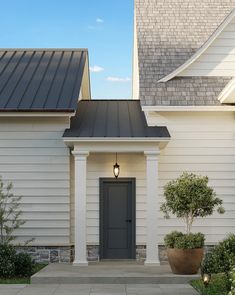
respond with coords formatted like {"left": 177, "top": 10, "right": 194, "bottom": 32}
{"left": 144, "top": 150, "right": 160, "bottom": 159}
{"left": 72, "top": 150, "right": 89, "bottom": 158}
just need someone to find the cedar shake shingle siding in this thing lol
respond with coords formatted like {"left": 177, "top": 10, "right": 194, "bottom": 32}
{"left": 135, "top": 0, "right": 235, "bottom": 106}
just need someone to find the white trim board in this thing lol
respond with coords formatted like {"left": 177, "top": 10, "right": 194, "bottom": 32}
{"left": 63, "top": 138, "right": 170, "bottom": 151}
{"left": 142, "top": 106, "right": 235, "bottom": 112}
{"left": 218, "top": 78, "right": 235, "bottom": 103}
{"left": 0, "top": 112, "right": 75, "bottom": 118}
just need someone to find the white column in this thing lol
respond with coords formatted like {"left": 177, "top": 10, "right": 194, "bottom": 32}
{"left": 144, "top": 150, "right": 160, "bottom": 266}
{"left": 72, "top": 150, "right": 89, "bottom": 266}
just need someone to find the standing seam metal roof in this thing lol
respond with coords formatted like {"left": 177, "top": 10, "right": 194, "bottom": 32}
{"left": 0, "top": 49, "right": 88, "bottom": 111}
{"left": 63, "top": 100, "right": 170, "bottom": 138}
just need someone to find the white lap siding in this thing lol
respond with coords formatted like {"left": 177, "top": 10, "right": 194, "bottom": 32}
{"left": 147, "top": 111, "right": 235, "bottom": 245}
{"left": 0, "top": 117, "right": 70, "bottom": 246}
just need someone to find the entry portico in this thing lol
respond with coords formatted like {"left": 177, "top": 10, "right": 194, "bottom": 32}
{"left": 63, "top": 100, "right": 170, "bottom": 266}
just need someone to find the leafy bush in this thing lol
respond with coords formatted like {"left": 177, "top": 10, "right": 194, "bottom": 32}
{"left": 201, "top": 234, "right": 235, "bottom": 275}
{"left": 15, "top": 252, "right": 34, "bottom": 278}
{"left": 191, "top": 273, "right": 230, "bottom": 295}
{"left": 164, "top": 231, "right": 205, "bottom": 249}
{"left": 228, "top": 266, "right": 235, "bottom": 295}
{"left": 164, "top": 231, "right": 184, "bottom": 248}
{"left": 0, "top": 244, "right": 34, "bottom": 278}
{"left": 0, "top": 178, "right": 26, "bottom": 245}
{"left": 0, "top": 244, "right": 16, "bottom": 278}
{"left": 161, "top": 172, "right": 224, "bottom": 234}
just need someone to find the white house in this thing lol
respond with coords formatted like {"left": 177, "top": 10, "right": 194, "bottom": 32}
{"left": 1, "top": 0, "right": 235, "bottom": 266}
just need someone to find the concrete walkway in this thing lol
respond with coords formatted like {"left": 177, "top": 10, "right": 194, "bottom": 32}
{"left": 31, "top": 262, "right": 199, "bottom": 284}
{"left": 0, "top": 284, "right": 198, "bottom": 294}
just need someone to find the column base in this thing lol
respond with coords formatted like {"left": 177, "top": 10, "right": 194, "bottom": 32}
{"left": 144, "top": 260, "right": 160, "bottom": 266}
{"left": 73, "top": 261, "right": 88, "bottom": 266}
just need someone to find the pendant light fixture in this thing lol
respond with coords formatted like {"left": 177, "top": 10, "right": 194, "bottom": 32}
{"left": 113, "top": 153, "right": 120, "bottom": 179}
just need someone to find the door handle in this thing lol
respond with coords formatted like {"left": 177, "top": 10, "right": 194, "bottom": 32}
{"left": 125, "top": 219, "right": 132, "bottom": 223}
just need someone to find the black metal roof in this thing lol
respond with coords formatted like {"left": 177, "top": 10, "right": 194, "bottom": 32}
{"left": 63, "top": 100, "right": 170, "bottom": 138}
{"left": 0, "top": 49, "right": 89, "bottom": 112}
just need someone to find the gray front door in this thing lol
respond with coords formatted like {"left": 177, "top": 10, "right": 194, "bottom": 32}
{"left": 100, "top": 178, "right": 136, "bottom": 259}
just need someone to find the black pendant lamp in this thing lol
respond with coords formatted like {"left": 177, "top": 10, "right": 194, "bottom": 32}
{"left": 113, "top": 153, "right": 120, "bottom": 178}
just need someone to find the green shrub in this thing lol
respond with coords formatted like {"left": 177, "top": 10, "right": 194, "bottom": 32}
{"left": 164, "top": 231, "right": 205, "bottom": 249}
{"left": 201, "top": 234, "right": 235, "bottom": 275}
{"left": 0, "top": 244, "right": 16, "bottom": 278}
{"left": 164, "top": 231, "right": 184, "bottom": 248}
{"left": 228, "top": 266, "right": 235, "bottom": 295}
{"left": 15, "top": 252, "right": 34, "bottom": 278}
{"left": 191, "top": 273, "right": 230, "bottom": 295}
{"left": 0, "top": 244, "right": 34, "bottom": 278}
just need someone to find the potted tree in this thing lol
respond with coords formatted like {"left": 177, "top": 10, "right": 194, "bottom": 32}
{"left": 161, "top": 172, "right": 225, "bottom": 275}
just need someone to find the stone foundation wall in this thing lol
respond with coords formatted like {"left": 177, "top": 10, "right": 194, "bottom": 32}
{"left": 16, "top": 245, "right": 214, "bottom": 263}
{"left": 16, "top": 246, "right": 73, "bottom": 264}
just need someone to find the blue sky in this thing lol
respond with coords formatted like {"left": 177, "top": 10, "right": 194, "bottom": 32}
{"left": 0, "top": 0, "right": 134, "bottom": 99}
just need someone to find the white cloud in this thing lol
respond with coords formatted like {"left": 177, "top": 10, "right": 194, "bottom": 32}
{"left": 96, "top": 18, "right": 104, "bottom": 23}
{"left": 90, "top": 66, "right": 104, "bottom": 73}
{"left": 106, "top": 76, "right": 131, "bottom": 82}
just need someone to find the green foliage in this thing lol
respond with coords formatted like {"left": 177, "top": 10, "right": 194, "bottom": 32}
{"left": 161, "top": 172, "right": 225, "bottom": 234}
{"left": 164, "top": 231, "right": 184, "bottom": 248}
{"left": 0, "top": 244, "right": 34, "bottom": 278}
{"left": 191, "top": 273, "right": 230, "bottom": 295}
{"left": 0, "top": 244, "right": 16, "bottom": 278}
{"left": 228, "top": 266, "right": 235, "bottom": 295}
{"left": 0, "top": 178, "right": 25, "bottom": 245}
{"left": 164, "top": 231, "right": 204, "bottom": 249}
{"left": 201, "top": 234, "right": 235, "bottom": 275}
{"left": 15, "top": 252, "right": 34, "bottom": 278}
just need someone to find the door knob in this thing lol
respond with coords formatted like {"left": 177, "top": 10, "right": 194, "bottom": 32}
{"left": 125, "top": 219, "right": 132, "bottom": 223}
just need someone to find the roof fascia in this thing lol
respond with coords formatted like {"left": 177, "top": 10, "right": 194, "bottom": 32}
{"left": 158, "top": 9, "right": 235, "bottom": 83}
{"left": 63, "top": 138, "right": 170, "bottom": 151}
{"left": 218, "top": 78, "right": 235, "bottom": 103}
{"left": 0, "top": 112, "right": 75, "bottom": 118}
{"left": 142, "top": 106, "right": 235, "bottom": 112}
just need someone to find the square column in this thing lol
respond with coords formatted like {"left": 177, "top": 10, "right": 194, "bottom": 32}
{"left": 72, "top": 150, "right": 89, "bottom": 266}
{"left": 144, "top": 150, "right": 160, "bottom": 266}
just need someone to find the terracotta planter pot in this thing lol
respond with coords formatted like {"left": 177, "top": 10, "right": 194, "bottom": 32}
{"left": 167, "top": 248, "right": 204, "bottom": 275}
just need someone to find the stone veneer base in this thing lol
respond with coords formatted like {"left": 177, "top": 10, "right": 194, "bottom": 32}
{"left": 16, "top": 245, "right": 214, "bottom": 264}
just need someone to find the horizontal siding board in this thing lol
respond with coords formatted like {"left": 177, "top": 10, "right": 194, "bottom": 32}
{"left": 19, "top": 204, "right": 69, "bottom": 211}
{"left": 22, "top": 212, "right": 69, "bottom": 220}
{"left": 0, "top": 131, "right": 64, "bottom": 140}
{"left": 13, "top": 237, "right": 70, "bottom": 245}
{"left": 0, "top": 156, "right": 68, "bottom": 164}
{"left": 0, "top": 172, "right": 69, "bottom": 180}
{"left": 0, "top": 139, "right": 66, "bottom": 148}
{"left": 0, "top": 118, "right": 70, "bottom": 245}
{"left": 4, "top": 180, "right": 69, "bottom": 188}
{"left": 167, "top": 139, "right": 235, "bottom": 148}
{"left": 15, "top": 228, "right": 69, "bottom": 236}
{"left": 0, "top": 165, "right": 69, "bottom": 172}
{"left": 180, "top": 23, "right": 235, "bottom": 77}
{"left": 0, "top": 148, "right": 68, "bottom": 156}
{"left": 22, "top": 220, "right": 70, "bottom": 228}
{"left": 181, "top": 69, "right": 235, "bottom": 76}
{"left": 162, "top": 147, "right": 235, "bottom": 156}
{"left": 159, "top": 155, "right": 235, "bottom": 164}
{"left": 20, "top": 197, "right": 69, "bottom": 204}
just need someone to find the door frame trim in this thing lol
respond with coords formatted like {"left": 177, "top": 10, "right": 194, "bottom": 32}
{"left": 99, "top": 178, "right": 136, "bottom": 259}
